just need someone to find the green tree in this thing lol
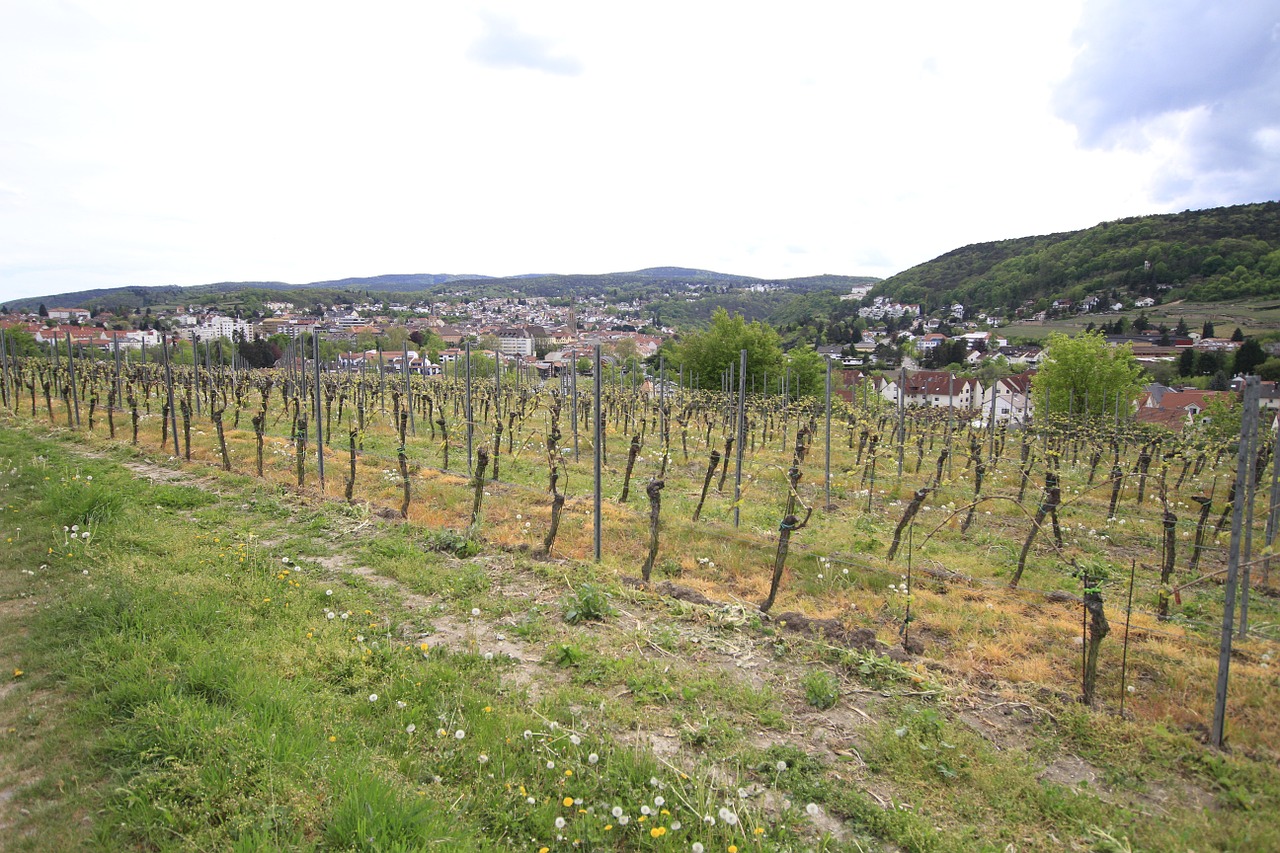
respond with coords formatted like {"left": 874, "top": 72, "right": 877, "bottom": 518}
{"left": 1234, "top": 338, "right": 1266, "bottom": 375}
{"left": 674, "top": 307, "right": 784, "bottom": 390}
{"left": 1196, "top": 393, "right": 1242, "bottom": 444}
{"left": 1177, "top": 347, "right": 1196, "bottom": 377}
{"left": 783, "top": 345, "right": 827, "bottom": 397}
{"left": 1032, "top": 331, "right": 1144, "bottom": 421}
{"left": 1230, "top": 326, "right": 1245, "bottom": 342}
{"left": 1202, "top": 320, "right": 1215, "bottom": 339}
{"left": 1257, "top": 357, "right": 1280, "bottom": 382}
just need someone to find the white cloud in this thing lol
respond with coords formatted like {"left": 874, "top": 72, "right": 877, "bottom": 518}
{"left": 1, "top": 1, "right": 1270, "bottom": 305}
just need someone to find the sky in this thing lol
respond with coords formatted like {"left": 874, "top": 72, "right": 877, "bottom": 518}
{"left": 2, "top": 0, "right": 1278, "bottom": 305}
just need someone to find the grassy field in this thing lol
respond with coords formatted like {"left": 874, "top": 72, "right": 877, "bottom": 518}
{"left": 1005, "top": 297, "right": 1280, "bottom": 342}
{"left": 1, "top": 403, "right": 1279, "bottom": 850}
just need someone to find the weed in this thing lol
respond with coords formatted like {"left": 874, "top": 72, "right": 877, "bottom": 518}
{"left": 561, "top": 582, "right": 614, "bottom": 624}
{"left": 802, "top": 670, "right": 840, "bottom": 710}
{"left": 422, "top": 528, "right": 481, "bottom": 557}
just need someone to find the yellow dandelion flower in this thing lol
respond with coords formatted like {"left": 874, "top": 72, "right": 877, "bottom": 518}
{"left": 604, "top": 825, "right": 612, "bottom": 831}
{"left": 328, "top": 735, "right": 336, "bottom": 742}
{"left": 650, "top": 826, "right": 667, "bottom": 838}
{"left": 754, "top": 827, "right": 765, "bottom": 835}
{"left": 483, "top": 705, "right": 492, "bottom": 713}
{"left": 564, "top": 769, "right": 572, "bottom": 777}
{"left": 729, "top": 846, "right": 738, "bottom": 853}
{"left": 12, "top": 669, "right": 23, "bottom": 678}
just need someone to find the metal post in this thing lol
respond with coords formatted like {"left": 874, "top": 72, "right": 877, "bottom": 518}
{"left": 1239, "top": 382, "right": 1261, "bottom": 638}
{"left": 65, "top": 332, "right": 81, "bottom": 427}
{"left": 0, "top": 327, "right": 10, "bottom": 411}
{"left": 377, "top": 345, "right": 385, "bottom": 414}
{"left": 733, "top": 349, "right": 747, "bottom": 529}
{"left": 404, "top": 340, "right": 415, "bottom": 437}
{"left": 464, "top": 340, "right": 473, "bottom": 472}
{"left": 192, "top": 330, "right": 202, "bottom": 416}
{"left": 162, "top": 334, "right": 179, "bottom": 451}
{"left": 314, "top": 330, "right": 325, "bottom": 490}
{"left": 825, "top": 358, "right": 832, "bottom": 509}
{"left": 571, "top": 348, "right": 580, "bottom": 463}
{"left": 1211, "top": 376, "right": 1259, "bottom": 748}
{"left": 593, "top": 345, "right": 603, "bottom": 562}
{"left": 113, "top": 336, "right": 123, "bottom": 406}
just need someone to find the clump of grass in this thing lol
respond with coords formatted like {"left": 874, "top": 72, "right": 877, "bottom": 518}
{"left": 801, "top": 669, "right": 840, "bottom": 710}
{"left": 561, "top": 582, "right": 614, "bottom": 624}
{"left": 423, "top": 528, "right": 481, "bottom": 557}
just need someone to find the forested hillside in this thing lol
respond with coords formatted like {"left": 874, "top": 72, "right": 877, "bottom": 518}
{"left": 872, "top": 201, "right": 1280, "bottom": 314}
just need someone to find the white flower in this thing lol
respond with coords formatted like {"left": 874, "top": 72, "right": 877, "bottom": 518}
{"left": 693, "top": 844, "right": 705, "bottom": 853}
{"left": 470, "top": 607, "right": 480, "bottom": 617}
{"left": 455, "top": 730, "right": 465, "bottom": 739}
{"left": 326, "top": 589, "right": 333, "bottom": 596}
{"left": 806, "top": 802, "right": 820, "bottom": 816}
{"left": 406, "top": 724, "right": 416, "bottom": 734}
{"left": 611, "top": 806, "right": 624, "bottom": 818}
{"left": 587, "top": 753, "right": 598, "bottom": 764}
{"left": 368, "top": 693, "right": 378, "bottom": 702}
{"left": 326, "top": 611, "right": 335, "bottom": 620}
{"left": 654, "top": 796, "right": 665, "bottom": 807}
{"left": 523, "top": 730, "right": 533, "bottom": 740}
{"left": 484, "top": 652, "right": 493, "bottom": 661}
{"left": 478, "top": 753, "right": 488, "bottom": 764}
{"left": 546, "top": 761, "right": 555, "bottom": 770}
{"left": 641, "top": 805, "right": 651, "bottom": 815}
{"left": 555, "top": 817, "right": 565, "bottom": 829}
{"left": 397, "top": 700, "right": 407, "bottom": 709}
{"left": 527, "top": 797, "right": 536, "bottom": 804}
{"left": 776, "top": 760, "right": 788, "bottom": 772}
{"left": 569, "top": 734, "right": 581, "bottom": 745}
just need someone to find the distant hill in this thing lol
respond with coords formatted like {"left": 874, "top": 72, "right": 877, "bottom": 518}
{"left": 871, "top": 201, "right": 1280, "bottom": 314}
{"left": 5, "top": 269, "right": 879, "bottom": 314}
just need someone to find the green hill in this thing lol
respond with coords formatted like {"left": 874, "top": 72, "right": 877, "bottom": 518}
{"left": 872, "top": 201, "right": 1280, "bottom": 314}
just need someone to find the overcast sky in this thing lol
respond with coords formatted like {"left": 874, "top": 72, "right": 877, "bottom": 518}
{"left": 2, "top": 0, "right": 1278, "bottom": 305}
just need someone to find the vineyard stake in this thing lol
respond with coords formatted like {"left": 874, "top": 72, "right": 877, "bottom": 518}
{"left": 1264, "top": 415, "right": 1280, "bottom": 587}
{"left": 314, "top": 330, "right": 325, "bottom": 491}
{"left": 733, "top": 349, "right": 746, "bottom": 529}
{"left": 824, "top": 359, "right": 832, "bottom": 509}
{"left": 1120, "top": 557, "right": 1136, "bottom": 716}
{"left": 192, "top": 329, "right": 202, "bottom": 416}
{"left": 1211, "top": 375, "right": 1259, "bottom": 748}
{"left": 593, "top": 344, "right": 602, "bottom": 563}
{"left": 1238, "top": 386, "right": 1261, "bottom": 639}
{"left": 65, "top": 332, "right": 81, "bottom": 428}
{"left": 465, "top": 339, "right": 473, "bottom": 472}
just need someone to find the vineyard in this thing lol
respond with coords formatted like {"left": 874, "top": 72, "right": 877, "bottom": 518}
{"left": 2, "top": 337, "right": 1279, "bottom": 849}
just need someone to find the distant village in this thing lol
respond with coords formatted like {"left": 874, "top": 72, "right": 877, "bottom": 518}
{"left": 0, "top": 282, "right": 1271, "bottom": 433}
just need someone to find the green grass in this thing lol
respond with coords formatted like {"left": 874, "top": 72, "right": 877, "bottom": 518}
{"left": 2, "top": 415, "right": 1280, "bottom": 852}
